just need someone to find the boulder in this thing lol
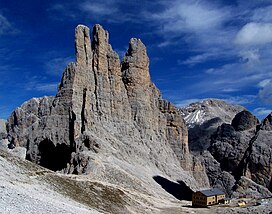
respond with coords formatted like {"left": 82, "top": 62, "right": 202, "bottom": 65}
{"left": 231, "top": 110, "right": 260, "bottom": 131}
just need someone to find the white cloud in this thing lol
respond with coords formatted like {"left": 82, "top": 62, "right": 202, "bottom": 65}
{"left": 251, "top": 5, "right": 272, "bottom": 22}
{"left": 26, "top": 81, "right": 58, "bottom": 93}
{"left": 146, "top": 0, "right": 237, "bottom": 67}
{"left": 181, "top": 53, "right": 212, "bottom": 65}
{"left": 34, "top": 83, "right": 58, "bottom": 92}
{"left": 80, "top": 1, "right": 119, "bottom": 17}
{"left": 235, "top": 22, "right": 272, "bottom": 46}
{"left": 258, "top": 79, "right": 271, "bottom": 88}
{"left": 239, "top": 49, "right": 260, "bottom": 66}
{"left": 47, "top": 4, "right": 77, "bottom": 20}
{"left": 24, "top": 74, "right": 58, "bottom": 93}
{"left": 154, "top": 1, "right": 230, "bottom": 34}
{"left": 0, "top": 14, "right": 12, "bottom": 35}
{"left": 223, "top": 95, "right": 257, "bottom": 105}
{"left": 175, "top": 98, "right": 202, "bottom": 108}
{"left": 148, "top": 2, "right": 272, "bottom": 109}
{"left": 157, "top": 40, "right": 173, "bottom": 48}
{"left": 78, "top": 0, "right": 139, "bottom": 24}
{"left": 253, "top": 107, "right": 272, "bottom": 119}
{"left": 205, "top": 63, "right": 236, "bottom": 75}
{"left": 45, "top": 56, "right": 74, "bottom": 76}
{"left": 258, "top": 79, "right": 272, "bottom": 103}
{"left": 222, "top": 88, "right": 239, "bottom": 93}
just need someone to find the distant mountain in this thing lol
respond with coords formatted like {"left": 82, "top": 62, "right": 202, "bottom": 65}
{"left": 180, "top": 99, "right": 272, "bottom": 198}
{"left": 180, "top": 99, "right": 245, "bottom": 152}
{"left": 180, "top": 98, "right": 245, "bottom": 128}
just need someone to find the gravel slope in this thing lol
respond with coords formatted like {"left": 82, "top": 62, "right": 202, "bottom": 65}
{"left": 0, "top": 150, "right": 100, "bottom": 214}
{"left": 1, "top": 149, "right": 272, "bottom": 214}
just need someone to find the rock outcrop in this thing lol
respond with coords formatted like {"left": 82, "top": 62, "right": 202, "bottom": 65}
{"left": 237, "top": 113, "right": 272, "bottom": 191}
{"left": 199, "top": 151, "right": 236, "bottom": 196}
{"left": 232, "top": 176, "right": 272, "bottom": 198}
{"left": 181, "top": 100, "right": 272, "bottom": 197}
{"left": 4, "top": 24, "right": 209, "bottom": 199}
{"left": 231, "top": 110, "right": 260, "bottom": 131}
{"left": 207, "top": 110, "right": 272, "bottom": 197}
{"left": 209, "top": 111, "right": 259, "bottom": 173}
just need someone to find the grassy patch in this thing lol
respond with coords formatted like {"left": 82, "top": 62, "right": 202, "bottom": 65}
{"left": 42, "top": 174, "right": 129, "bottom": 214}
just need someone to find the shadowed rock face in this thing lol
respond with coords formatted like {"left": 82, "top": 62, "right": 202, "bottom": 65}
{"left": 207, "top": 110, "right": 272, "bottom": 196}
{"left": 5, "top": 24, "right": 209, "bottom": 196}
{"left": 240, "top": 113, "right": 272, "bottom": 191}
{"left": 231, "top": 110, "right": 259, "bottom": 131}
{"left": 153, "top": 175, "right": 193, "bottom": 201}
{"left": 182, "top": 102, "right": 272, "bottom": 197}
{"left": 38, "top": 139, "right": 71, "bottom": 171}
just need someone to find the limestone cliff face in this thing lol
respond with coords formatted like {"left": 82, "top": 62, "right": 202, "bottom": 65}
{"left": 5, "top": 24, "right": 209, "bottom": 194}
{"left": 240, "top": 113, "right": 272, "bottom": 191}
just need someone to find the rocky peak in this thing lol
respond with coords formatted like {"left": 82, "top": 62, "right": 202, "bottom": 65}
{"left": 231, "top": 110, "right": 260, "bottom": 131}
{"left": 122, "top": 38, "right": 150, "bottom": 86}
{"left": 4, "top": 24, "right": 209, "bottom": 197}
{"left": 75, "top": 25, "right": 92, "bottom": 66}
{"left": 92, "top": 24, "right": 109, "bottom": 48}
{"left": 180, "top": 98, "right": 245, "bottom": 129}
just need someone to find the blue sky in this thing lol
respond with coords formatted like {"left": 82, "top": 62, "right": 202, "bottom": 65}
{"left": 1, "top": 0, "right": 272, "bottom": 119}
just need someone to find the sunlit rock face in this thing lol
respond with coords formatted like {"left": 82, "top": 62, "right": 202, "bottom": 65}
{"left": 5, "top": 24, "right": 209, "bottom": 197}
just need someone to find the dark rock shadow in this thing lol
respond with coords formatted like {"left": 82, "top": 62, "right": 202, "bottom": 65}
{"left": 39, "top": 139, "right": 71, "bottom": 171}
{"left": 153, "top": 175, "right": 193, "bottom": 201}
{"left": 269, "top": 179, "right": 272, "bottom": 192}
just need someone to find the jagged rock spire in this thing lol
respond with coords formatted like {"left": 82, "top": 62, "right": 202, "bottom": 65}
{"left": 92, "top": 24, "right": 109, "bottom": 49}
{"left": 122, "top": 38, "right": 150, "bottom": 86}
{"left": 5, "top": 23, "right": 209, "bottom": 194}
{"left": 75, "top": 25, "right": 92, "bottom": 66}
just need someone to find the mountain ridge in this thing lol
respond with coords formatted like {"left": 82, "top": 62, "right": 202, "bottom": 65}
{"left": 1, "top": 23, "right": 272, "bottom": 213}
{"left": 3, "top": 24, "right": 209, "bottom": 200}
